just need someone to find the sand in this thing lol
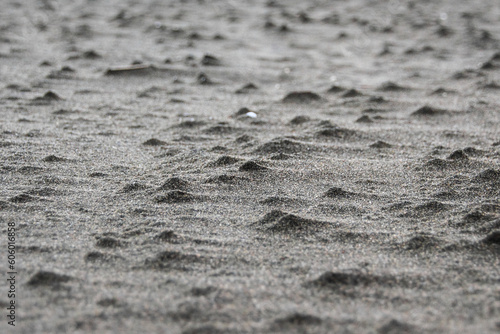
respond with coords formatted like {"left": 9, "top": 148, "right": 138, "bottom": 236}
{"left": 1, "top": 0, "right": 499, "bottom": 333}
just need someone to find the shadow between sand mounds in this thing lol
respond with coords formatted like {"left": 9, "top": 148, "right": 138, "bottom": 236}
{"left": 252, "top": 210, "right": 339, "bottom": 236}
{"left": 253, "top": 137, "right": 315, "bottom": 155}
{"left": 141, "top": 250, "right": 215, "bottom": 271}
{"left": 304, "top": 270, "right": 429, "bottom": 297}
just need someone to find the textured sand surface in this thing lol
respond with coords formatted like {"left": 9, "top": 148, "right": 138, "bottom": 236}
{"left": 1, "top": 0, "right": 500, "bottom": 333}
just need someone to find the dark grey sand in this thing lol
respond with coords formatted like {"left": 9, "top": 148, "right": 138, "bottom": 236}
{"left": 1, "top": 0, "right": 500, "bottom": 333}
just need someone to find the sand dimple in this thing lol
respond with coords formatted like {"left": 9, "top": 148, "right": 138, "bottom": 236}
{"left": 233, "top": 107, "right": 253, "bottom": 118}
{"left": 326, "top": 85, "right": 347, "bottom": 93}
{"left": 27, "top": 271, "right": 72, "bottom": 287}
{"left": 341, "top": 89, "right": 364, "bottom": 98}
{"left": 420, "top": 158, "right": 459, "bottom": 170}
{"left": 257, "top": 210, "right": 287, "bottom": 223}
{"left": 239, "top": 161, "right": 268, "bottom": 172}
{"left": 269, "top": 153, "right": 292, "bottom": 160}
{"left": 307, "top": 271, "right": 398, "bottom": 291}
{"left": 190, "top": 286, "right": 217, "bottom": 297}
{"left": 282, "top": 91, "right": 323, "bottom": 103}
{"left": 42, "top": 155, "right": 66, "bottom": 162}
{"left": 205, "top": 174, "right": 247, "bottom": 184}
{"left": 480, "top": 81, "right": 500, "bottom": 90}
{"left": 143, "top": 138, "right": 167, "bottom": 146}
{"left": 208, "top": 155, "right": 241, "bottom": 167}
{"left": 271, "top": 313, "right": 322, "bottom": 328}
{"left": 0, "top": 201, "right": 17, "bottom": 210}
{"left": 478, "top": 219, "right": 500, "bottom": 233}
{"left": 96, "top": 298, "right": 121, "bottom": 308}
{"left": 154, "top": 230, "right": 182, "bottom": 243}
{"left": 95, "top": 236, "right": 124, "bottom": 248}
{"left": 399, "top": 234, "right": 444, "bottom": 251}
{"left": 32, "top": 91, "right": 64, "bottom": 103}
{"left": 197, "top": 72, "right": 213, "bottom": 85}
{"left": 9, "top": 193, "right": 36, "bottom": 203}
{"left": 370, "top": 140, "right": 392, "bottom": 148}
{"left": 356, "top": 115, "right": 373, "bottom": 123}
{"left": 259, "top": 196, "right": 305, "bottom": 206}
{"left": 17, "top": 166, "right": 44, "bottom": 174}
{"left": 203, "top": 124, "right": 238, "bottom": 135}
{"left": 324, "top": 187, "right": 356, "bottom": 199}
{"left": 457, "top": 205, "right": 500, "bottom": 230}
{"left": 25, "top": 187, "right": 60, "bottom": 197}
{"left": 482, "top": 231, "right": 500, "bottom": 245}
{"left": 447, "top": 150, "right": 468, "bottom": 160}
{"left": 414, "top": 201, "right": 449, "bottom": 213}
{"left": 84, "top": 251, "right": 124, "bottom": 264}
{"left": 159, "top": 177, "right": 190, "bottom": 191}
{"left": 377, "top": 319, "right": 416, "bottom": 334}
{"left": 254, "top": 138, "right": 310, "bottom": 154}
{"left": 88, "top": 172, "right": 108, "bottom": 177}
{"left": 411, "top": 105, "right": 448, "bottom": 116}
{"left": 235, "top": 83, "right": 258, "bottom": 94}
{"left": 173, "top": 120, "right": 207, "bottom": 129}
{"left": 267, "top": 214, "right": 323, "bottom": 233}
{"left": 402, "top": 201, "right": 450, "bottom": 218}
{"left": 81, "top": 50, "right": 102, "bottom": 59}
{"left": 121, "top": 182, "right": 149, "bottom": 193}
{"left": 155, "top": 190, "right": 201, "bottom": 203}
{"left": 376, "top": 81, "right": 410, "bottom": 92}
{"left": 144, "top": 250, "right": 205, "bottom": 270}
{"left": 255, "top": 211, "right": 330, "bottom": 234}
{"left": 181, "top": 325, "right": 228, "bottom": 334}
{"left": 314, "top": 122, "right": 358, "bottom": 139}
{"left": 289, "top": 115, "right": 311, "bottom": 125}
{"left": 52, "top": 108, "right": 80, "bottom": 115}
{"left": 431, "top": 87, "right": 457, "bottom": 96}
{"left": 472, "top": 169, "right": 500, "bottom": 183}
{"left": 201, "top": 54, "right": 221, "bottom": 66}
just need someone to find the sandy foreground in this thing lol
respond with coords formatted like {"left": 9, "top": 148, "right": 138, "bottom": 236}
{"left": 0, "top": 0, "right": 499, "bottom": 333}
